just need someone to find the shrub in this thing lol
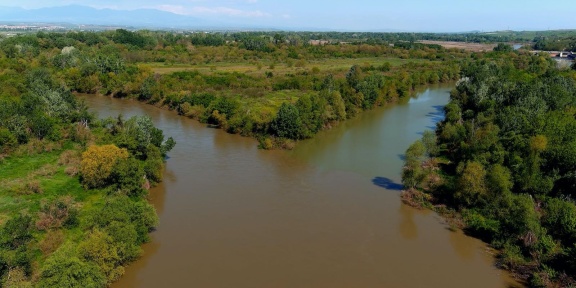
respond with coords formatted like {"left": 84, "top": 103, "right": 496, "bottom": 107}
{"left": 104, "top": 221, "right": 142, "bottom": 262}
{"left": 80, "top": 144, "right": 129, "bottom": 188}
{"left": 38, "top": 252, "right": 106, "bottom": 288}
{"left": 462, "top": 210, "right": 500, "bottom": 241}
{"left": 0, "top": 215, "right": 33, "bottom": 249}
{"left": 78, "top": 229, "right": 124, "bottom": 283}
{"left": 110, "top": 157, "right": 146, "bottom": 197}
{"left": 24, "top": 180, "right": 43, "bottom": 194}
{"left": 0, "top": 128, "right": 17, "bottom": 152}
{"left": 58, "top": 150, "right": 80, "bottom": 166}
{"left": 498, "top": 243, "right": 529, "bottom": 271}
{"left": 39, "top": 230, "right": 65, "bottom": 255}
{"left": 84, "top": 196, "right": 158, "bottom": 244}
{"left": 35, "top": 197, "right": 78, "bottom": 231}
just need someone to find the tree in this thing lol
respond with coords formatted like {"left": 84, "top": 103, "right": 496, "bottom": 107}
{"left": 270, "top": 103, "right": 303, "bottom": 140}
{"left": 493, "top": 43, "right": 514, "bottom": 52}
{"left": 455, "top": 161, "right": 487, "bottom": 206}
{"left": 402, "top": 140, "right": 426, "bottom": 188}
{"left": 324, "top": 91, "right": 346, "bottom": 121}
{"left": 346, "top": 65, "right": 362, "bottom": 89}
{"left": 421, "top": 130, "right": 439, "bottom": 156}
{"left": 543, "top": 198, "right": 576, "bottom": 244}
{"left": 356, "top": 73, "right": 384, "bottom": 109}
{"left": 104, "top": 221, "right": 142, "bottom": 262}
{"left": 295, "top": 94, "right": 326, "bottom": 138}
{"left": 80, "top": 144, "right": 129, "bottom": 188}
{"left": 86, "top": 196, "right": 158, "bottom": 244}
{"left": 110, "top": 157, "right": 146, "bottom": 197}
{"left": 38, "top": 253, "right": 106, "bottom": 288}
{"left": 79, "top": 229, "right": 124, "bottom": 283}
{"left": 139, "top": 76, "right": 156, "bottom": 101}
{"left": 485, "top": 164, "right": 513, "bottom": 196}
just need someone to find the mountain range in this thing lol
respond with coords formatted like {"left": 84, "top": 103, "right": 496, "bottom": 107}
{"left": 0, "top": 5, "right": 407, "bottom": 32}
{"left": 0, "top": 5, "right": 219, "bottom": 29}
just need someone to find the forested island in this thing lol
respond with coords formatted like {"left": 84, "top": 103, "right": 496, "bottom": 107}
{"left": 0, "top": 28, "right": 575, "bottom": 286}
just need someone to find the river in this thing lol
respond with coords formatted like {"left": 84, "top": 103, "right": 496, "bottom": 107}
{"left": 78, "top": 86, "right": 519, "bottom": 288}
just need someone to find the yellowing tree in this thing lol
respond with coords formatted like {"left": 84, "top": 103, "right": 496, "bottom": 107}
{"left": 81, "top": 144, "right": 129, "bottom": 188}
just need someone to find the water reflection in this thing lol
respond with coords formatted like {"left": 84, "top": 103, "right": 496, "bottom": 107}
{"left": 448, "top": 229, "right": 476, "bottom": 260}
{"left": 398, "top": 203, "right": 418, "bottom": 239}
{"left": 150, "top": 171, "right": 169, "bottom": 215}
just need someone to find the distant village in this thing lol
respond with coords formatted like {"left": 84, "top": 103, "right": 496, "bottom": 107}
{"left": 0, "top": 24, "right": 66, "bottom": 32}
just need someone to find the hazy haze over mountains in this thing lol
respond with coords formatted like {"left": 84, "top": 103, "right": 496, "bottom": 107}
{"left": 0, "top": 0, "right": 574, "bottom": 32}
{"left": 0, "top": 5, "right": 213, "bottom": 28}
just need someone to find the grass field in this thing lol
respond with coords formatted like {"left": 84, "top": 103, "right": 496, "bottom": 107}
{"left": 146, "top": 57, "right": 432, "bottom": 76}
{"left": 0, "top": 146, "right": 87, "bottom": 225}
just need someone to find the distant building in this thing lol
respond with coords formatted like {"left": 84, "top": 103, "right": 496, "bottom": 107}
{"left": 532, "top": 51, "right": 575, "bottom": 61}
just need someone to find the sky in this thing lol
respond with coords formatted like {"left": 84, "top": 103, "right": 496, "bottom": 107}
{"left": 2, "top": 0, "right": 574, "bottom": 32}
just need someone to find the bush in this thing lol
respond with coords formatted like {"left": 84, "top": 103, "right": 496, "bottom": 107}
{"left": 104, "top": 221, "right": 142, "bottom": 262}
{"left": 110, "top": 157, "right": 146, "bottom": 197}
{"left": 463, "top": 210, "right": 500, "bottom": 241}
{"left": 543, "top": 198, "right": 576, "bottom": 244}
{"left": 78, "top": 229, "right": 124, "bottom": 283}
{"left": 0, "top": 128, "right": 17, "bottom": 152}
{"left": 39, "top": 230, "right": 65, "bottom": 256}
{"left": 143, "top": 145, "right": 164, "bottom": 184}
{"left": 38, "top": 252, "right": 106, "bottom": 288}
{"left": 498, "top": 243, "right": 529, "bottom": 271}
{"left": 35, "top": 197, "right": 78, "bottom": 230}
{"left": 80, "top": 144, "right": 129, "bottom": 188}
{"left": 206, "top": 96, "right": 239, "bottom": 120}
{"left": 24, "top": 180, "right": 43, "bottom": 194}
{"left": 0, "top": 215, "right": 33, "bottom": 249}
{"left": 85, "top": 196, "right": 158, "bottom": 244}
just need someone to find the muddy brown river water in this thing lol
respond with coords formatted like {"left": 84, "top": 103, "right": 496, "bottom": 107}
{"left": 78, "top": 86, "right": 520, "bottom": 288}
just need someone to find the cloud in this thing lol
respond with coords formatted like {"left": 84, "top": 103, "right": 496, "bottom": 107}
{"left": 156, "top": 5, "right": 270, "bottom": 17}
{"left": 156, "top": 5, "right": 187, "bottom": 15}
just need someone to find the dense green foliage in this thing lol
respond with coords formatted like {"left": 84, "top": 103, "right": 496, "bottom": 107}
{"left": 0, "top": 29, "right": 467, "bottom": 148}
{"left": 1, "top": 28, "right": 574, "bottom": 286}
{"left": 0, "top": 33, "right": 175, "bottom": 286}
{"left": 402, "top": 51, "right": 576, "bottom": 286}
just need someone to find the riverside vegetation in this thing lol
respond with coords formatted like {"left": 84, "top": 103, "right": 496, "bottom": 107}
{"left": 0, "top": 29, "right": 460, "bottom": 287}
{"left": 0, "top": 33, "right": 176, "bottom": 286}
{"left": 0, "top": 30, "right": 465, "bottom": 149}
{"left": 402, "top": 49, "right": 576, "bottom": 287}
{"left": 0, "top": 29, "right": 575, "bottom": 287}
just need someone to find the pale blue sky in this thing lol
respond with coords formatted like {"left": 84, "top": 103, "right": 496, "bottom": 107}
{"left": 2, "top": 0, "right": 573, "bottom": 31}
